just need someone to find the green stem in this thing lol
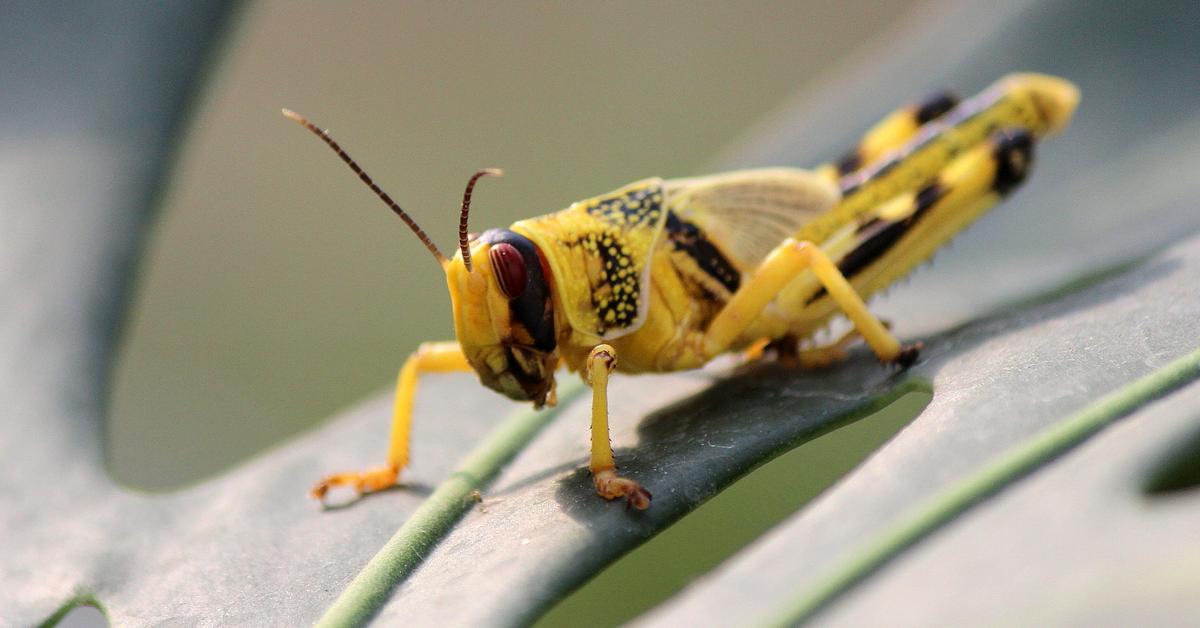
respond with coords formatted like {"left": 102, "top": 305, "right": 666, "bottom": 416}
{"left": 316, "top": 379, "right": 585, "bottom": 628}
{"left": 39, "top": 594, "right": 106, "bottom": 628}
{"left": 769, "top": 346, "right": 1200, "bottom": 627}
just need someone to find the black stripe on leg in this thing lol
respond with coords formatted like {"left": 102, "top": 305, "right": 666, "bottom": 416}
{"left": 915, "top": 91, "right": 961, "bottom": 125}
{"left": 836, "top": 151, "right": 864, "bottom": 177}
{"left": 839, "top": 183, "right": 944, "bottom": 278}
{"left": 991, "top": 128, "right": 1034, "bottom": 196}
{"left": 806, "top": 182, "right": 945, "bottom": 305}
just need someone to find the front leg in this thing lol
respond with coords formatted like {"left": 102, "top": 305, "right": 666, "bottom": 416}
{"left": 587, "top": 344, "right": 652, "bottom": 510}
{"left": 312, "top": 340, "right": 471, "bottom": 501}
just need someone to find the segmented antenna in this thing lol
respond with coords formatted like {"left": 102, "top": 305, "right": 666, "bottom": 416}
{"left": 459, "top": 168, "right": 503, "bottom": 271}
{"left": 281, "top": 108, "right": 448, "bottom": 266}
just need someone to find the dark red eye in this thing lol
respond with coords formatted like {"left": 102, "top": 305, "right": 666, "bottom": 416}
{"left": 489, "top": 242, "right": 527, "bottom": 299}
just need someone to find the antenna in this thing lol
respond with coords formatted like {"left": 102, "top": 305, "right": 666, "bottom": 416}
{"left": 281, "top": 108, "right": 448, "bottom": 266}
{"left": 458, "top": 168, "right": 503, "bottom": 271}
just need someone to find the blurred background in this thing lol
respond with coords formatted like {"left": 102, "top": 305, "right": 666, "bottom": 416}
{"left": 109, "top": 1, "right": 928, "bottom": 490}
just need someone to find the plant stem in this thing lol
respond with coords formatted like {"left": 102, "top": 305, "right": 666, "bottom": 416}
{"left": 316, "top": 379, "right": 585, "bottom": 628}
{"left": 768, "top": 346, "right": 1200, "bottom": 627}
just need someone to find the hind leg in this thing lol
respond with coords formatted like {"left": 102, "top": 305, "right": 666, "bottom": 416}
{"left": 703, "top": 238, "right": 919, "bottom": 366}
{"left": 818, "top": 91, "right": 961, "bottom": 182}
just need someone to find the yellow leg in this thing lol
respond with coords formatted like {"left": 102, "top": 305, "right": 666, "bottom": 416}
{"left": 703, "top": 239, "right": 918, "bottom": 365}
{"left": 312, "top": 341, "right": 471, "bottom": 501}
{"left": 818, "top": 91, "right": 960, "bottom": 181}
{"left": 742, "top": 337, "right": 773, "bottom": 362}
{"left": 587, "top": 344, "right": 651, "bottom": 510}
{"left": 795, "top": 326, "right": 884, "bottom": 369}
{"left": 749, "top": 319, "right": 891, "bottom": 369}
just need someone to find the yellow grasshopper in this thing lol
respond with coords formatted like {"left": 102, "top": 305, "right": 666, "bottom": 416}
{"left": 286, "top": 73, "right": 1078, "bottom": 510}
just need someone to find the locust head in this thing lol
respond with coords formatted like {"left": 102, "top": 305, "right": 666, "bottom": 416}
{"left": 281, "top": 108, "right": 559, "bottom": 407}
{"left": 442, "top": 170, "right": 559, "bottom": 406}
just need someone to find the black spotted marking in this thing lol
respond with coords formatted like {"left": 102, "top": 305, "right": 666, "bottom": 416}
{"left": 585, "top": 184, "right": 664, "bottom": 228}
{"left": 807, "top": 183, "right": 945, "bottom": 305}
{"left": 568, "top": 230, "right": 639, "bottom": 334}
{"left": 665, "top": 211, "right": 741, "bottom": 293}
{"left": 915, "top": 91, "right": 961, "bottom": 124}
{"left": 567, "top": 184, "right": 668, "bottom": 334}
{"left": 478, "top": 229, "right": 556, "bottom": 352}
{"left": 991, "top": 128, "right": 1034, "bottom": 196}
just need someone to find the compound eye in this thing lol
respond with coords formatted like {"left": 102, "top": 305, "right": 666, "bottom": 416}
{"left": 489, "top": 242, "right": 527, "bottom": 299}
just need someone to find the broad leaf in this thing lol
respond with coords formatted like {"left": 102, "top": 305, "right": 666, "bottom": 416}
{"left": 3, "top": 0, "right": 1199, "bottom": 626}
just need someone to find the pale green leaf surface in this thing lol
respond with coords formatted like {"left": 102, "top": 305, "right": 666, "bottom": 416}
{"left": 638, "top": 243, "right": 1200, "bottom": 626}
{"left": 354, "top": 0, "right": 1200, "bottom": 624}
{"left": 636, "top": 0, "right": 1200, "bottom": 623}
{"left": 0, "top": 3, "right": 523, "bottom": 625}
